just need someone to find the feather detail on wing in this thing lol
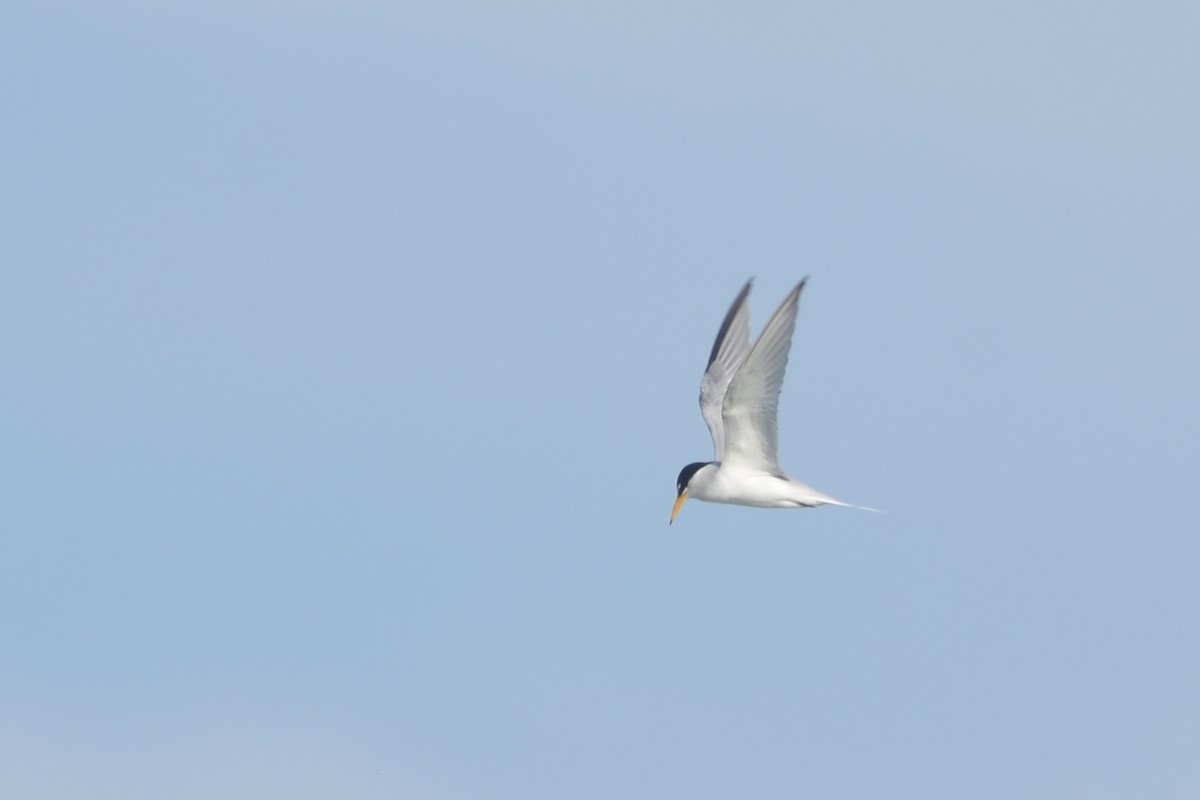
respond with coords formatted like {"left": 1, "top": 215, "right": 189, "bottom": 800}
{"left": 699, "top": 279, "right": 753, "bottom": 461}
{"left": 719, "top": 278, "right": 807, "bottom": 473}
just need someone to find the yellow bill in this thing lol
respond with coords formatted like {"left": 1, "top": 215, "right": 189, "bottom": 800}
{"left": 669, "top": 491, "right": 688, "bottom": 525}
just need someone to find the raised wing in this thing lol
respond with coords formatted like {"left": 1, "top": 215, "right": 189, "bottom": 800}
{"left": 699, "top": 280, "right": 753, "bottom": 461}
{"left": 719, "top": 278, "right": 807, "bottom": 473}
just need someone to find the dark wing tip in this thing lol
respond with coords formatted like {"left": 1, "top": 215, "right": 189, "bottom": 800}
{"left": 706, "top": 278, "right": 754, "bottom": 368}
{"left": 780, "top": 276, "right": 809, "bottom": 310}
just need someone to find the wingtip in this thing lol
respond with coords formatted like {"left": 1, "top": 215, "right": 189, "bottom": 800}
{"left": 706, "top": 279, "right": 755, "bottom": 369}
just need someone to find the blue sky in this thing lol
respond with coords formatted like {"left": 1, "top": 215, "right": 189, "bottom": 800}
{"left": 3, "top": 2, "right": 1198, "bottom": 797}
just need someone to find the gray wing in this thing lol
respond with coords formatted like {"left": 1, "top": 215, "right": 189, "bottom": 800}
{"left": 699, "top": 280, "right": 753, "bottom": 461}
{"left": 719, "top": 278, "right": 807, "bottom": 473}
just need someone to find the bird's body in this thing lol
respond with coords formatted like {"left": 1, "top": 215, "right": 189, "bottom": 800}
{"left": 682, "top": 461, "right": 853, "bottom": 509}
{"left": 670, "top": 278, "right": 873, "bottom": 523}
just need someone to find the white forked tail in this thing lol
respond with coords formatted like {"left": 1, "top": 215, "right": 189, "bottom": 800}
{"left": 798, "top": 484, "right": 879, "bottom": 512}
{"left": 818, "top": 496, "right": 880, "bottom": 513}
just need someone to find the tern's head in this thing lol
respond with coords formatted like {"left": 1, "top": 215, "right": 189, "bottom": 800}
{"left": 670, "top": 461, "right": 709, "bottom": 524}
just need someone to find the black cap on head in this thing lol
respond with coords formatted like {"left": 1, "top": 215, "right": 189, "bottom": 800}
{"left": 676, "top": 461, "right": 709, "bottom": 495}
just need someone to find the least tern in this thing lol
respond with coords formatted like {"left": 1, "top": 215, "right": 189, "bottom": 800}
{"left": 670, "top": 278, "right": 873, "bottom": 524}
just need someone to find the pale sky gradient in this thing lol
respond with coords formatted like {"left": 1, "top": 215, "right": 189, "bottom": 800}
{"left": 3, "top": 2, "right": 1198, "bottom": 798}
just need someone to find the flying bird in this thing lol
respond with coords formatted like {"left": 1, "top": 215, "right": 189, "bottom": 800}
{"left": 670, "top": 278, "right": 874, "bottom": 524}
